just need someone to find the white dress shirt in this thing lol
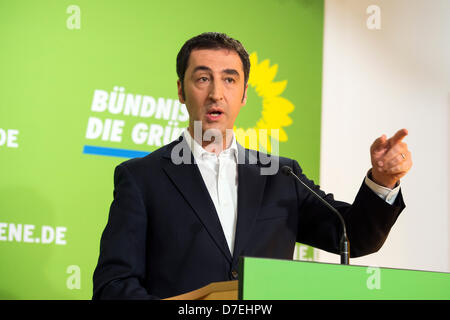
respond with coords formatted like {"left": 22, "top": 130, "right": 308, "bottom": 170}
{"left": 182, "top": 129, "right": 400, "bottom": 255}
{"left": 364, "top": 173, "right": 400, "bottom": 205}
{"left": 183, "top": 129, "right": 239, "bottom": 254}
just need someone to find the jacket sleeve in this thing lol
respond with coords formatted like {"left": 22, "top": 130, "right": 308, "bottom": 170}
{"left": 293, "top": 159, "right": 405, "bottom": 257}
{"left": 92, "top": 163, "right": 158, "bottom": 300}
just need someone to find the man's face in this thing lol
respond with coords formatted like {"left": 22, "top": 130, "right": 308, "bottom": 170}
{"left": 177, "top": 48, "right": 247, "bottom": 142}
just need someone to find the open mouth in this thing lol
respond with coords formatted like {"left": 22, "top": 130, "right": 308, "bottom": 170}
{"left": 206, "top": 108, "right": 224, "bottom": 120}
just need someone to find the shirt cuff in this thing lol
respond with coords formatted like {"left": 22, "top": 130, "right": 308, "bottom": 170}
{"left": 364, "top": 171, "right": 400, "bottom": 205}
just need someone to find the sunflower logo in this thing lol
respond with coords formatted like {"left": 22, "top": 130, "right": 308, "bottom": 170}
{"left": 234, "top": 52, "right": 294, "bottom": 153}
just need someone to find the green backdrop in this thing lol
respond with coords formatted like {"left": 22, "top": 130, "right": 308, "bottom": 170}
{"left": 0, "top": 0, "right": 324, "bottom": 299}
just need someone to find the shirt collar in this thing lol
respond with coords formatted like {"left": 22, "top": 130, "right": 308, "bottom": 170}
{"left": 183, "top": 128, "right": 238, "bottom": 162}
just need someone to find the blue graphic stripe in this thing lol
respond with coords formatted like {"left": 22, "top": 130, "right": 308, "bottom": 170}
{"left": 83, "top": 145, "right": 150, "bottom": 159}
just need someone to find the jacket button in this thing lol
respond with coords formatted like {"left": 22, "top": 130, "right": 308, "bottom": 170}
{"left": 231, "top": 270, "right": 238, "bottom": 279}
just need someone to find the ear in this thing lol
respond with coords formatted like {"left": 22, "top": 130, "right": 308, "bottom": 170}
{"left": 177, "top": 79, "right": 185, "bottom": 103}
{"left": 241, "top": 84, "right": 248, "bottom": 105}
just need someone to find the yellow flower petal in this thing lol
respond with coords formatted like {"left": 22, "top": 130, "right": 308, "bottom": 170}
{"left": 265, "top": 80, "right": 287, "bottom": 97}
{"left": 236, "top": 52, "right": 295, "bottom": 151}
{"left": 264, "top": 96, "right": 294, "bottom": 114}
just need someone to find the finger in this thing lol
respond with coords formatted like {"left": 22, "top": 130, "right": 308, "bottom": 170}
{"left": 371, "top": 134, "right": 388, "bottom": 152}
{"left": 385, "top": 150, "right": 411, "bottom": 168}
{"left": 384, "top": 161, "right": 410, "bottom": 175}
{"left": 387, "top": 128, "right": 408, "bottom": 146}
{"left": 379, "top": 142, "right": 408, "bottom": 165}
{"left": 385, "top": 153, "right": 406, "bottom": 168}
{"left": 381, "top": 151, "right": 412, "bottom": 173}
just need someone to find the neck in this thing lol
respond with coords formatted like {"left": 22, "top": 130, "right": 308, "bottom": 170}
{"left": 188, "top": 127, "right": 234, "bottom": 155}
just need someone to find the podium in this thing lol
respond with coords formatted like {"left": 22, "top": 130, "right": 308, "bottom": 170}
{"left": 165, "top": 280, "right": 238, "bottom": 300}
{"left": 166, "top": 256, "right": 450, "bottom": 300}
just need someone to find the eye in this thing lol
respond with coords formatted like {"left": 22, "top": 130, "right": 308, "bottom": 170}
{"left": 198, "top": 76, "right": 209, "bottom": 82}
{"left": 225, "top": 77, "right": 235, "bottom": 84}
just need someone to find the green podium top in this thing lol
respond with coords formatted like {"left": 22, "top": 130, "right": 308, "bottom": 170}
{"left": 238, "top": 256, "right": 450, "bottom": 300}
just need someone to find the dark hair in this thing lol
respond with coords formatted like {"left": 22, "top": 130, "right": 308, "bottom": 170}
{"left": 176, "top": 32, "right": 250, "bottom": 99}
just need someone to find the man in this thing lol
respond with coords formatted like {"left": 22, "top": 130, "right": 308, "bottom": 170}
{"left": 92, "top": 32, "right": 412, "bottom": 300}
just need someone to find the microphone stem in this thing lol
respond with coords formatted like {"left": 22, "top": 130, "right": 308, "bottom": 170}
{"left": 340, "top": 234, "right": 350, "bottom": 265}
{"left": 288, "top": 169, "right": 350, "bottom": 265}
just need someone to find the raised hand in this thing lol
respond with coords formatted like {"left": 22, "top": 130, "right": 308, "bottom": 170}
{"left": 370, "top": 128, "right": 412, "bottom": 189}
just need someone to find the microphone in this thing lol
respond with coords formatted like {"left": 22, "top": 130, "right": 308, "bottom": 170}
{"left": 281, "top": 165, "right": 350, "bottom": 265}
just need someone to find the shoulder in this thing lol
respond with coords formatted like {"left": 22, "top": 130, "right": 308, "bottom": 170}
{"left": 116, "top": 138, "right": 182, "bottom": 175}
{"left": 238, "top": 144, "right": 299, "bottom": 174}
{"left": 249, "top": 148, "right": 294, "bottom": 165}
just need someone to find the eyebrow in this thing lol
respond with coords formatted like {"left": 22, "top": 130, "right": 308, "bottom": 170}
{"left": 223, "top": 69, "right": 240, "bottom": 77}
{"left": 192, "top": 66, "right": 240, "bottom": 77}
{"left": 192, "top": 66, "right": 212, "bottom": 73}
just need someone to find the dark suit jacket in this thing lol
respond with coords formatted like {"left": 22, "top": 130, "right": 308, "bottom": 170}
{"left": 92, "top": 136, "right": 405, "bottom": 299}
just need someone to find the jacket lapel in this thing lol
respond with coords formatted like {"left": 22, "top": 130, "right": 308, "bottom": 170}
{"left": 162, "top": 137, "right": 232, "bottom": 263}
{"left": 232, "top": 144, "right": 267, "bottom": 268}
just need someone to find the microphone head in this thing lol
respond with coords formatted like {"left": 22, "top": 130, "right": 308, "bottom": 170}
{"left": 281, "top": 165, "right": 293, "bottom": 176}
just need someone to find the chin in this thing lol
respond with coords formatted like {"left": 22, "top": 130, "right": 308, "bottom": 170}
{"left": 203, "top": 126, "right": 225, "bottom": 136}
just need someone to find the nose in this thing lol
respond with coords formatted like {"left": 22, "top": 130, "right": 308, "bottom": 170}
{"left": 208, "top": 80, "right": 224, "bottom": 101}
